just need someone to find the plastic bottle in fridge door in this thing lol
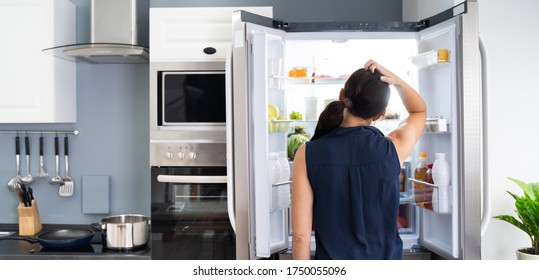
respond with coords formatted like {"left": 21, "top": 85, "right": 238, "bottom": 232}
{"left": 413, "top": 152, "right": 428, "bottom": 206}
{"left": 432, "top": 153, "right": 451, "bottom": 213}
{"left": 277, "top": 151, "right": 290, "bottom": 183}
{"left": 269, "top": 152, "right": 281, "bottom": 185}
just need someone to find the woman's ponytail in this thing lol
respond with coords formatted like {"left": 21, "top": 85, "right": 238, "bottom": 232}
{"left": 311, "top": 100, "right": 346, "bottom": 141}
{"left": 311, "top": 67, "right": 389, "bottom": 141}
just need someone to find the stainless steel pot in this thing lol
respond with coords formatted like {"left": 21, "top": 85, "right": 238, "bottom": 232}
{"left": 98, "top": 214, "right": 150, "bottom": 250}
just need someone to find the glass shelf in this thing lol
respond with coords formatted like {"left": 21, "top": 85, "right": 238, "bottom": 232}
{"left": 280, "top": 77, "right": 346, "bottom": 85}
{"left": 268, "top": 120, "right": 316, "bottom": 133}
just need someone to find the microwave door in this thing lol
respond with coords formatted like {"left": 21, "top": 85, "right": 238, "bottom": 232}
{"left": 161, "top": 71, "right": 226, "bottom": 125}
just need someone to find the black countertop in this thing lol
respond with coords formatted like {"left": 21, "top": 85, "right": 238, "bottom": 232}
{"left": 0, "top": 224, "right": 151, "bottom": 260}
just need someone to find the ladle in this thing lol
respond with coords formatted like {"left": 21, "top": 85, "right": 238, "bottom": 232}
{"left": 20, "top": 136, "right": 33, "bottom": 185}
{"left": 49, "top": 136, "right": 63, "bottom": 186}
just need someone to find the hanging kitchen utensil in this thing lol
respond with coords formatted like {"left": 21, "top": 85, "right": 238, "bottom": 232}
{"left": 7, "top": 136, "right": 22, "bottom": 195}
{"left": 49, "top": 136, "right": 63, "bottom": 186}
{"left": 0, "top": 229, "right": 95, "bottom": 250}
{"left": 59, "top": 135, "right": 73, "bottom": 196}
{"left": 20, "top": 135, "right": 33, "bottom": 185}
{"left": 38, "top": 136, "right": 48, "bottom": 180}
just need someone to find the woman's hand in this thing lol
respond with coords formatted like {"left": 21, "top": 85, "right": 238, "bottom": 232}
{"left": 364, "top": 59, "right": 402, "bottom": 86}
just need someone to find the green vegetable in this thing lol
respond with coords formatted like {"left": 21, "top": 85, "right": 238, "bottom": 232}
{"left": 287, "top": 134, "right": 309, "bottom": 160}
{"left": 289, "top": 111, "right": 303, "bottom": 121}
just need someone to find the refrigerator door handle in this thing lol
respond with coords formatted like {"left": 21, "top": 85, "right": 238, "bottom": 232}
{"left": 225, "top": 43, "right": 237, "bottom": 233}
{"left": 479, "top": 36, "right": 491, "bottom": 236}
{"left": 157, "top": 175, "right": 227, "bottom": 184}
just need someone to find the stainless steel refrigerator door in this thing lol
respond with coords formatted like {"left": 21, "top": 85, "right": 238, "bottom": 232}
{"left": 415, "top": 1, "right": 481, "bottom": 260}
{"left": 457, "top": 1, "right": 482, "bottom": 260}
{"left": 230, "top": 12, "right": 290, "bottom": 259}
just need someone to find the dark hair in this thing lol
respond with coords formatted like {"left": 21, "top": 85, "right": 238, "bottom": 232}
{"left": 311, "top": 68, "right": 390, "bottom": 141}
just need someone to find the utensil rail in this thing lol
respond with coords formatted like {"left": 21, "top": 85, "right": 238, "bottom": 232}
{"left": 0, "top": 130, "right": 79, "bottom": 135}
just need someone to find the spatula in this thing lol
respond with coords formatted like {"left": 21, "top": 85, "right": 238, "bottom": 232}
{"left": 59, "top": 136, "right": 73, "bottom": 197}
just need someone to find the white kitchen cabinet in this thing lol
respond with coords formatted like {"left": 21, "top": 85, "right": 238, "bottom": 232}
{"left": 150, "top": 7, "right": 272, "bottom": 62}
{"left": 0, "top": 0, "right": 76, "bottom": 123}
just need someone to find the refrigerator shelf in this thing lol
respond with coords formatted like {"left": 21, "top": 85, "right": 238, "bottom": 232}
{"left": 270, "top": 120, "right": 316, "bottom": 125}
{"left": 283, "top": 77, "right": 346, "bottom": 85}
{"left": 313, "top": 78, "right": 347, "bottom": 84}
{"left": 268, "top": 120, "right": 317, "bottom": 133}
{"left": 399, "top": 194, "right": 414, "bottom": 204}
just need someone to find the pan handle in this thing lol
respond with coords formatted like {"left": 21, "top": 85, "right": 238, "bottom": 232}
{"left": 0, "top": 236, "right": 39, "bottom": 243}
{"left": 90, "top": 222, "right": 105, "bottom": 231}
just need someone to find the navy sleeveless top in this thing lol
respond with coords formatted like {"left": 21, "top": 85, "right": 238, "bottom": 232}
{"left": 305, "top": 126, "right": 402, "bottom": 260}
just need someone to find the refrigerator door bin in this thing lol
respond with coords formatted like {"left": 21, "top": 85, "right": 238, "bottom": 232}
{"left": 409, "top": 178, "right": 452, "bottom": 214}
{"left": 409, "top": 49, "right": 450, "bottom": 69}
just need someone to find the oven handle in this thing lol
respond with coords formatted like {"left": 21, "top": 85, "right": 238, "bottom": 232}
{"left": 157, "top": 175, "right": 227, "bottom": 184}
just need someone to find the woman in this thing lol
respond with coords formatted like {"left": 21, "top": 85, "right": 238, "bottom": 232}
{"left": 291, "top": 60, "right": 426, "bottom": 260}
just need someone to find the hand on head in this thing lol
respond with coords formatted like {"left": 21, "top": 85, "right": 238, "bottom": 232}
{"left": 364, "top": 59, "right": 400, "bottom": 86}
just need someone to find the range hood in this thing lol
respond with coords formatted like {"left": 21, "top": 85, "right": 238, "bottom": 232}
{"left": 43, "top": 0, "right": 149, "bottom": 64}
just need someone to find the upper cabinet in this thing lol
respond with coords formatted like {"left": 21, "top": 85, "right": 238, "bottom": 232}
{"left": 150, "top": 7, "right": 272, "bottom": 62}
{"left": 0, "top": 0, "right": 76, "bottom": 123}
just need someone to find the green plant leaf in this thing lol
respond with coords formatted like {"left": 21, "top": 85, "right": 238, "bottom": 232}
{"left": 530, "top": 182, "right": 539, "bottom": 200}
{"left": 493, "top": 214, "right": 529, "bottom": 236}
{"left": 494, "top": 178, "right": 539, "bottom": 254}
{"left": 508, "top": 177, "right": 537, "bottom": 200}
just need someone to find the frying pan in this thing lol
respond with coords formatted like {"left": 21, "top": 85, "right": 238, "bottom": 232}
{"left": 0, "top": 229, "right": 95, "bottom": 250}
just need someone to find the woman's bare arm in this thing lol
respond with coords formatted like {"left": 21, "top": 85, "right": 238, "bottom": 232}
{"left": 365, "top": 60, "right": 426, "bottom": 165}
{"left": 291, "top": 144, "right": 314, "bottom": 260}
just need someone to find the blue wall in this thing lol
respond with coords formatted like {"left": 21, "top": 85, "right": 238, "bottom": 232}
{"left": 150, "top": 0, "right": 402, "bottom": 22}
{"left": 0, "top": 63, "right": 149, "bottom": 225}
{"left": 0, "top": 0, "right": 402, "bottom": 224}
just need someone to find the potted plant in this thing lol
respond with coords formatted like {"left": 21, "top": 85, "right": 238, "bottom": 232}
{"left": 493, "top": 177, "right": 539, "bottom": 260}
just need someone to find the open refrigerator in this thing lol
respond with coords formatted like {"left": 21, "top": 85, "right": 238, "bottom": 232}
{"left": 227, "top": 1, "right": 482, "bottom": 260}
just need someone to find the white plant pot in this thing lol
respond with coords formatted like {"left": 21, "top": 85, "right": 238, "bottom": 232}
{"left": 516, "top": 248, "right": 539, "bottom": 260}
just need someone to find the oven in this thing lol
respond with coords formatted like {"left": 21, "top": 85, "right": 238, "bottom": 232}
{"left": 149, "top": 61, "right": 234, "bottom": 259}
{"left": 150, "top": 143, "right": 235, "bottom": 260}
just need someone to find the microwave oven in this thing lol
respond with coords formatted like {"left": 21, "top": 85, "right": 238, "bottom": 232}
{"left": 150, "top": 61, "right": 227, "bottom": 167}
{"left": 159, "top": 71, "right": 226, "bottom": 126}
